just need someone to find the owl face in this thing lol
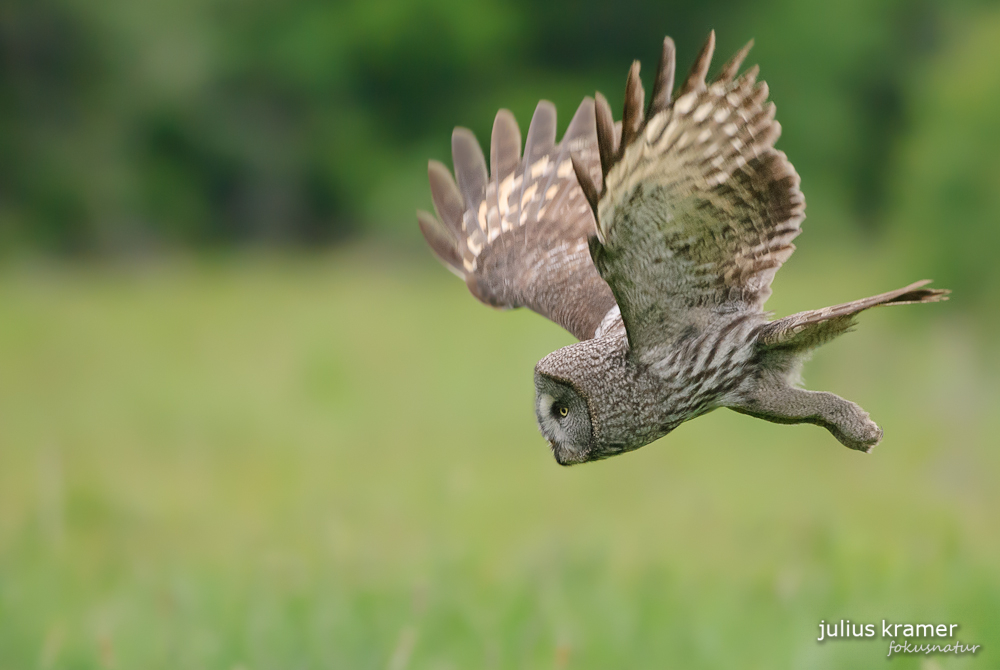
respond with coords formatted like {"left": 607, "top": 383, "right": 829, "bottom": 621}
{"left": 534, "top": 374, "right": 594, "bottom": 465}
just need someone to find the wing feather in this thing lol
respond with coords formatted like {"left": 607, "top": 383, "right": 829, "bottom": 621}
{"left": 451, "top": 129, "right": 488, "bottom": 215}
{"left": 417, "top": 209, "right": 462, "bottom": 277}
{"left": 590, "top": 33, "right": 806, "bottom": 356}
{"left": 419, "top": 99, "right": 619, "bottom": 341}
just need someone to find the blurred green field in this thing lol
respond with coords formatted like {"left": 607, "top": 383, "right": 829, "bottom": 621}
{"left": 0, "top": 244, "right": 997, "bottom": 669}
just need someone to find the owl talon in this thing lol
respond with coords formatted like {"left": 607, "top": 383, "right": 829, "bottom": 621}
{"left": 834, "top": 416, "right": 883, "bottom": 453}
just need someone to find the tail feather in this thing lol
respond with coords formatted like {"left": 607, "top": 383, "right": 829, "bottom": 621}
{"left": 758, "top": 279, "right": 949, "bottom": 351}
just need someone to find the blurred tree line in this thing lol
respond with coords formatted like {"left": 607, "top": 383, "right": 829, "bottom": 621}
{"left": 0, "top": 0, "right": 997, "bottom": 304}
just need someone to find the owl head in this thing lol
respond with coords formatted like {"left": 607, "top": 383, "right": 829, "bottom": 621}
{"left": 533, "top": 336, "right": 661, "bottom": 465}
{"left": 534, "top": 373, "right": 595, "bottom": 465}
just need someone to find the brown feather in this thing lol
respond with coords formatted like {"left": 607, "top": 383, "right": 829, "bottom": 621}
{"left": 490, "top": 110, "right": 521, "bottom": 182}
{"left": 451, "top": 128, "right": 487, "bottom": 211}
{"left": 427, "top": 160, "right": 465, "bottom": 239}
{"left": 572, "top": 154, "right": 600, "bottom": 221}
{"left": 524, "top": 101, "right": 558, "bottom": 160}
{"left": 620, "top": 61, "right": 645, "bottom": 154}
{"left": 420, "top": 98, "right": 619, "bottom": 341}
{"left": 417, "top": 210, "right": 462, "bottom": 276}
{"left": 679, "top": 30, "right": 715, "bottom": 96}
{"left": 594, "top": 92, "right": 617, "bottom": 180}
{"left": 716, "top": 39, "right": 753, "bottom": 83}
{"left": 647, "top": 36, "right": 676, "bottom": 117}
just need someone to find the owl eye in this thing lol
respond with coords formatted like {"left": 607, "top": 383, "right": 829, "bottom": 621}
{"left": 557, "top": 405, "right": 569, "bottom": 418}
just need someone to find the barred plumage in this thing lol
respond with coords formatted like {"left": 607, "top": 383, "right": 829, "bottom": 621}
{"left": 420, "top": 32, "right": 948, "bottom": 465}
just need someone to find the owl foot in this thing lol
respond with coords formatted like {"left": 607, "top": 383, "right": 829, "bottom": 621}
{"left": 730, "top": 381, "right": 883, "bottom": 453}
{"left": 827, "top": 413, "right": 883, "bottom": 453}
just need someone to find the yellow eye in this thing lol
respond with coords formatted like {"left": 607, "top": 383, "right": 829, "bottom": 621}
{"left": 559, "top": 406, "right": 569, "bottom": 417}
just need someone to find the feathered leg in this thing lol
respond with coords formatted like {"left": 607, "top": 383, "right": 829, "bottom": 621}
{"left": 733, "top": 279, "right": 948, "bottom": 450}
{"left": 730, "top": 381, "right": 882, "bottom": 452}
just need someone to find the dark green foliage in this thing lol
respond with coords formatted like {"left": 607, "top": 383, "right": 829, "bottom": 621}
{"left": 886, "top": 7, "right": 1000, "bottom": 323}
{"left": 0, "top": 0, "right": 997, "bottom": 310}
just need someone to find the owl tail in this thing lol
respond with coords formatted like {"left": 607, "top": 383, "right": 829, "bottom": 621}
{"left": 755, "top": 279, "right": 949, "bottom": 353}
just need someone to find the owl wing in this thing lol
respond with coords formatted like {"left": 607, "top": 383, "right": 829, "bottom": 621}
{"left": 578, "top": 33, "right": 806, "bottom": 357}
{"left": 419, "top": 99, "right": 620, "bottom": 341}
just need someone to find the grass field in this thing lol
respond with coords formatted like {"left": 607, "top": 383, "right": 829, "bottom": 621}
{"left": 0, "top": 243, "right": 997, "bottom": 669}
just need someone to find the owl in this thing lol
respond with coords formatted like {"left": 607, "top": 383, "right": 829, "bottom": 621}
{"left": 417, "top": 32, "right": 948, "bottom": 465}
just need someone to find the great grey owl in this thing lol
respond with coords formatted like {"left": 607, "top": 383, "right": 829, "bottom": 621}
{"left": 417, "top": 32, "right": 948, "bottom": 465}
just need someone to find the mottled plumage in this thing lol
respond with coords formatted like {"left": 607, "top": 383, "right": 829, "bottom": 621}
{"left": 421, "top": 98, "right": 618, "bottom": 340}
{"left": 419, "top": 32, "right": 948, "bottom": 465}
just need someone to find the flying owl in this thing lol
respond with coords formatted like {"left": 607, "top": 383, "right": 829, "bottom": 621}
{"left": 417, "top": 32, "right": 948, "bottom": 465}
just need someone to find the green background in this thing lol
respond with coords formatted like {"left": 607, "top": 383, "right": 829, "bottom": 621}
{"left": 2, "top": 0, "right": 999, "bottom": 667}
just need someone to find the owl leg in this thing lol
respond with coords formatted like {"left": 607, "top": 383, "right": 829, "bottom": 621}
{"left": 730, "top": 383, "right": 883, "bottom": 452}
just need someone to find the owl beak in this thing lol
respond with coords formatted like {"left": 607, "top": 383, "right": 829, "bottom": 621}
{"left": 549, "top": 440, "right": 587, "bottom": 466}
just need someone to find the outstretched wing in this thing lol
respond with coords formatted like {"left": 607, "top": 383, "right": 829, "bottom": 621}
{"left": 419, "top": 99, "right": 620, "bottom": 341}
{"left": 577, "top": 33, "right": 805, "bottom": 356}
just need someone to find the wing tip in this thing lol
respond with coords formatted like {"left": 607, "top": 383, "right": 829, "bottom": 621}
{"left": 427, "top": 160, "right": 465, "bottom": 233}
{"left": 648, "top": 36, "right": 677, "bottom": 117}
{"left": 620, "top": 60, "right": 646, "bottom": 152}
{"left": 679, "top": 30, "right": 716, "bottom": 96}
{"left": 893, "top": 280, "right": 951, "bottom": 304}
{"left": 417, "top": 209, "right": 465, "bottom": 278}
{"left": 571, "top": 153, "right": 600, "bottom": 224}
{"left": 600, "top": 31, "right": 774, "bottom": 196}
{"left": 594, "top": 91, "right": 617, "bottom": 181}
{"left": 717, "top": 38, "right": 754, "bottom": 83}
